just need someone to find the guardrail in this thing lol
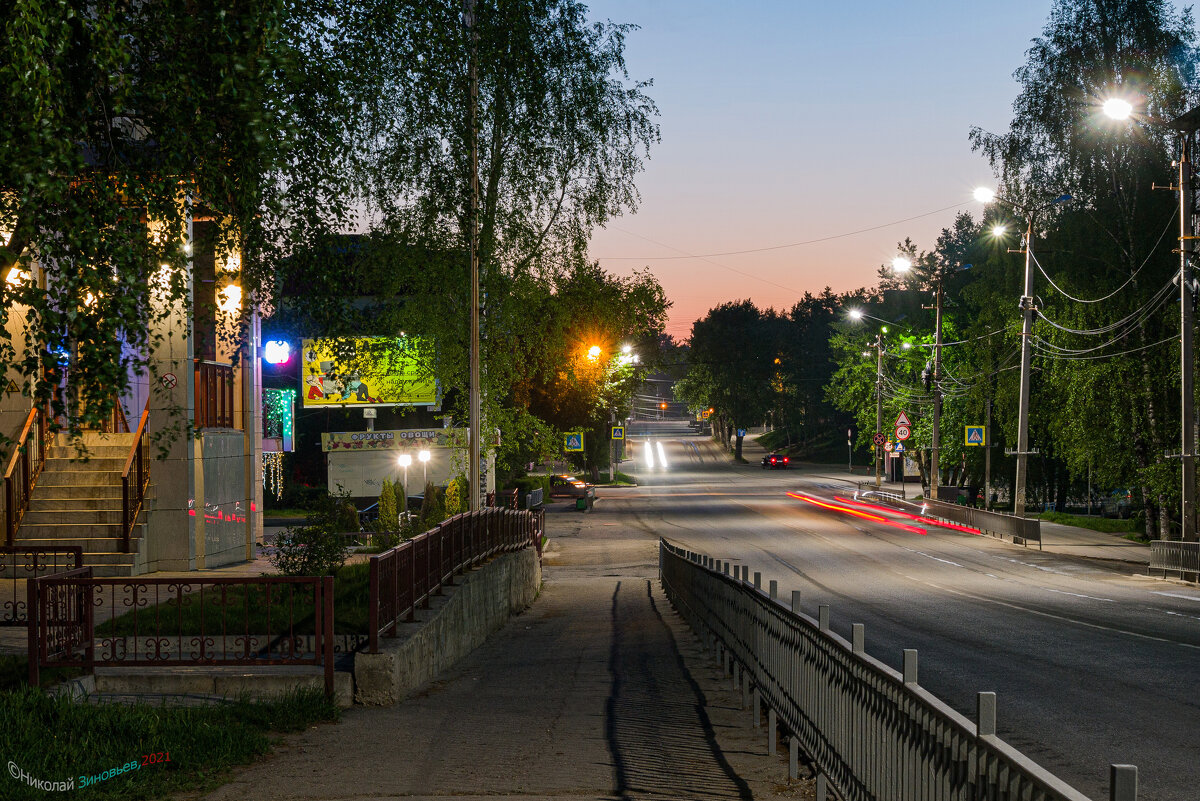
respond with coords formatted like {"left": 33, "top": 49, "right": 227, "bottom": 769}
{"left": 658, "top": 539, "right": 1137, "bottom": 801}
{"left": 865, "top": 491, "right": 1042, "bottom": 548}
{"left": 4, "top": 406, "right": 48, "bottom": 545}
{"left": 368, "top": 507, "right": 543, "bottom": 653}
{"left": 120, "top": 400, "right": 150, "bottom": 553}
{"left": 28, "top": 574, "right": 335, "bottom": 694}
{"left": 0, "top": 546, "right": 83, "bottom": 626}
{"left": 525, "top": 487, "right": 544, "bottom": 510}
{"left": 1149, "top": 540, "right": 1200, "bottom": 581}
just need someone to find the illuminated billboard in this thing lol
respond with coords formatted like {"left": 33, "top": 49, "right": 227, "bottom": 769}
{"left": 301, "top": 337, "right": 438, "bottom": 407}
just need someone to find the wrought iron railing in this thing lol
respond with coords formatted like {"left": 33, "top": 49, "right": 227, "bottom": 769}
{"left": 0, "top": 546, "right": 82, "bottom": 625}
{"left": 4, "top": 406, "right": 48, "bottom": 545}
{"left": 28, "top": 574, "right": 336, "bottom": 694}
{"left": 368, "top": 507, "right": 543, "bottom": 653}
{"left": 120, "top": 400, "right": 151, "bottom": 553}
{"left": 659, "top": 540, "right": 1137, "bottom": 801}
{"left": 1150, "top": 540, "right": 1200, "bottom": 581}
{"left": 194, "top": 360, "right": 236, "bottom": 429}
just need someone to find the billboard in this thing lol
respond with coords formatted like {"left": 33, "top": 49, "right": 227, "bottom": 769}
{"left": 301, "top": 337, "right": 438, "bottom": 407}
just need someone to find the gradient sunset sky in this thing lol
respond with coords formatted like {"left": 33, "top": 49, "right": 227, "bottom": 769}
{"left": 585, "top": 1, "right": 1057, "bottom": 340}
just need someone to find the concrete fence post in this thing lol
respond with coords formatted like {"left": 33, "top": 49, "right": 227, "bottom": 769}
{"left": 753, "top": 687, "right": 761, "bottom": 727}
{"left": 791, "top": 590, "right": 802, "bottom": 612}
{"left": 977, "top": 692, "right": 996, "bottom": 737}
{"left": 741, "top": 672, "right": 750, "bottom": 710}
{"left": 818, "top": 604, "right": 830, "bottom": 631}
{"left": 769, "top": 579, "right": 778, "bottom": 600}
{"left": 1110, "top": 765, "right": 1137, "bottom": 801}
{"left": 732, "top": 661, "right": 740, "bottom": 692}
{"left": 903, "top": 649, "right": 918, "bottom": 685}
{"left": 852, "top": 623, "right": 865, "bottom": 654}
{"left": 768, "top": 708, "right": 777, "bottom": 755}
{"left": 753, "top": 571, "right": 762, "bottom": 590}
{"left": 723, "top": 561, "right": 730, "bottom": 575}
{"left": 815, "top": 772, "right": 827, "bottom": 801}
{"left": 789, "top": 736, "right": 799, "bottom": 779}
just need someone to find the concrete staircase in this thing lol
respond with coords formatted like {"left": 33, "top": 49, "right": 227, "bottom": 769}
{"left": 15, "top": 433, "right": 150, "bottom": 577}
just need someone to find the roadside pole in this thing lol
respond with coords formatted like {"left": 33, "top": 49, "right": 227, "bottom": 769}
{"left": 875, "top": 336, "right": 883, "bottom": 489}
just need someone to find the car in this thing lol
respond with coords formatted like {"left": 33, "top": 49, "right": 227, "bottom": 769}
{"left": 1100, "top": 488, "right": 1135, "bottom": 519}
{"left": 549, "top": 474, "right": 591, "bottom": 498}
{"left": 761, "top": 453, "right": 789, "bottom": 469}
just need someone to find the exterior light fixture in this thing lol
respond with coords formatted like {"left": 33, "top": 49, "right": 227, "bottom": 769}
{"left": 891, "top": 257, "right": 912, "bottom": 272}
{"left": 973, "top": 187, "right": 996, "bottom": 203}
{"left": 263, "top": 340, "right": 291, "bottom": 365}
{"left": 586, "top": 345, "right": 601, "bottom": 361}
{"left": 1102, "top": 97, "right": 1133, "bottom": 120}
{"left": 848, "top": 309, "right": 864, "bottom": 320}
{"left": 218, "top": 284, "right": 242, "bottom": 314}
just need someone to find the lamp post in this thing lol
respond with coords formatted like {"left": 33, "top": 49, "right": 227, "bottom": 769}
{"left": 418, "top": 449, "right": 431, "bottom": 486}
{"left": 974, "top": 187, "right": 1071, "bottom": 518}
{"left": 464, "top": 0, "right": 482, "bottom": 512}
{"left": 1104, "top": 99, "right": 1200, "bottom": 540}
{"left": 398, "top": 453, "right": 412, "bottom": 498}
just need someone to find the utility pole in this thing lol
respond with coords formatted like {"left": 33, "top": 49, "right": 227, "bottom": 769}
{"left": 931, "top": 279, "right": 944, "bottom": 501}
{"left": 984, "top": 398, "right": 992, "bottom": 511}
{"left": 1013, "top": 214, "right": 1036, "bottom": 519}
{"left": 465, "top": 0, "right": 481, "bottom": 511}
{"left": 1179, "top": 129, "right": 1196, "bottom": 541}
{"left": 875, "top": 334, "right": 883, "bottom": 489}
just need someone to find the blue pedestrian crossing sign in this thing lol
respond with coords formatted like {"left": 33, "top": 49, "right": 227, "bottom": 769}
{"left": 564, "top": 432, "right": 584, "bottom": 452}
{"left": 893, "top": 442, "right": 905, "bottom": 453}
{"left": 965, "top": 426, "right": 985, "bottom": 446}
{"left": 611, "top": 426, "right": 625, "bottom": 440}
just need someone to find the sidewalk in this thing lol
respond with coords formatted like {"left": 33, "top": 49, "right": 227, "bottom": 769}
{"left": 196, "top": 501, "right": 810, "bottom": 801}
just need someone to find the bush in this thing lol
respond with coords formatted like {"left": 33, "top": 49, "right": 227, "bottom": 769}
{"left": 419, "top": 482, "right": 445, "bottom": 528}
{"left": 269, "top": 526, "right": 348, "bottom": 576}
{"left": 444, "top": 475, "right": 467, "bottom": 517}
{"left": 378, "top": 479, "right": 397, "bottom": 532}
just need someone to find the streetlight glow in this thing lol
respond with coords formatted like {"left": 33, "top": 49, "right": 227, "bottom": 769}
{"left": 891, "top": 257, "right": 912, "bottom": 273}
{"left": 992, "top": 224, "right": 1008, "bottom": 236}
{"left": 586, "top": 345, "right": 601, "bottom": 362}
{"left": 848, "top": 308, "right": 864, "bottom": 320}
{"left": 1103, "top": 97, "right": 1133, "bottom": 120}
{"left": 973, "top": 187, "right": 996, "bottom": 203}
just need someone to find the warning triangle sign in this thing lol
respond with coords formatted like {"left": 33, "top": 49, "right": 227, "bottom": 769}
{"left": 894, "top": 412, "right": 911, "bottom": 428}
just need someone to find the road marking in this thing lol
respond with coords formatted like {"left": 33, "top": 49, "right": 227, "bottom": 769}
{"left": 1042, "top": 588, "right": 1115, "bottom": 603}
{"left": 1006, "top": 558, "right": 1069, "bottom": 575}
{"left": 1153, "top": 591, "right": 1200, "bottom": 603}
{"left": 1165, "top": 610, "right": 1200, "bottom": 622}
{"left": 912, "top": 551, "right": 962, "bottom": 568}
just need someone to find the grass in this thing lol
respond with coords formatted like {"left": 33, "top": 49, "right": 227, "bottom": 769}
{"left": 0, "top": 684, "right": 337, "bottom": 800}
{"left": 1037, "top": 510, "right": 1140, "bottom": 534}
{"left": 594, "top": 470, "right": 636, "bottom": 485}
{"left": 261, "top": 507, "right": 311, "bottom": 519}
{"left": 100, "top": 563, "right": 372, "bottom": 638}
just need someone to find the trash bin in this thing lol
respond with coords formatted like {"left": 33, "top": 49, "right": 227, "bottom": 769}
{"left": 575, "top": 496, "right": 588, "bottom": 511}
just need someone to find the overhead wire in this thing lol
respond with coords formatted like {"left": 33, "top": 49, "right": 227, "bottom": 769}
{"left": 1034, "top": 276, "right": 1175, "bottom": 337}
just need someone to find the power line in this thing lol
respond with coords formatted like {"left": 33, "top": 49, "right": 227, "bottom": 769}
{"left": 597, "top": 202, "right": 971, "bottom": 261}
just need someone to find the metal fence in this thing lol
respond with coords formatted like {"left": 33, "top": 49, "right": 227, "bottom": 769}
{"left": 0, "top": 546, "right": 82, "bottom": 626}
{"left": 368, "top": 506, "right": 543, "bottom": 653}
{"left": 27, "top": 574, "right": 336, "bottom": 694}
{"left": 659, "top": 540, "right": 1136, "bottom": 801}
{"left": 1149, "top": 540, "right": 1200, "bottom": 581}
{"left": 865, "top": 491, "right": 1042, "bottom": 548}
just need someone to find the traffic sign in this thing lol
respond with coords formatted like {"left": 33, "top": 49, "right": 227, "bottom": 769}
{"left": 894, "top": 411, "right": 911, "bottom": 428}
{"left": 872, "top": 432, "right": 886, "bottom": 446}
{"left": 884, "top": 441, "right": 894, "bottom": 452}
{"left": 611, "top": 426, "right": 625, "bottom": 440}
{"left": 564, "top": 432, "right": 584, "bottom": 452}
{"left": 894, "top": 442, "right": 905, "bottom": 453}
{"left": 965, "top": 426, "right": 985, "bottom": 446}
{"left": 737, "top": 428, "right": 746, "bottom": 437}
{"left": 895, "top": 425, "right": 911, "bottom": 441}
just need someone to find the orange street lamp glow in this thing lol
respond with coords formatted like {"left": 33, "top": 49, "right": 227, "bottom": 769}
{"left": 586, "top": 345, "right": 601, "bottom": 362}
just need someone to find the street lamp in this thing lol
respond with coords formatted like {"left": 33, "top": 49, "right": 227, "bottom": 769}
{"left": 974, "top": 187, "right": 1072, "bottom": 517}
{"left": 398, "top": 453, "right": 412, "bottom": 497}
{"left": 1104, "top": 98, "right": 1200, "bottom": 540}
{"left": 418, "top": 449, "right": 430, "bottom": 485}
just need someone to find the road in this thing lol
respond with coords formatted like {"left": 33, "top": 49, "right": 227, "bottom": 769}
{"left": 618, "top": 421, "right": 1199, "bottom": 801}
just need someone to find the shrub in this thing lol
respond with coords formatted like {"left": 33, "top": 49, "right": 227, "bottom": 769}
{"left": 444, "top": 476, "right": 467, "bottom": 517}
{"left": 269, "top": 525, "right": 348, "bottom": 576}
{"left": 419, "top": 482, "right": 445, "bottom": 528}
{"left": 378, "top": 479, "right": 397, "bottom": 532}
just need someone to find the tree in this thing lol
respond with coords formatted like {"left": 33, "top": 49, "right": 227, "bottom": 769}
{"left": 684, "top": 301, "right": 779, "bottom": 461}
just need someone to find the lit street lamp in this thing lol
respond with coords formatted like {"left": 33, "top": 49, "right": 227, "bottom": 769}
{"left": 398, "top": 453, "right": 412, "bottom": 497}
{"left": 974, "top": 187, "right": 1071, "bottom": 517}
{"left": 1104, "top": 97, "right": 1200, "bottom": 540}
{"left": 418, "top": 449, "right": 431, "bottom": 485}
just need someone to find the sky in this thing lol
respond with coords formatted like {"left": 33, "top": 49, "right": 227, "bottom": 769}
{"left": 583, "top": 1, "right": 1057, "bottom": 341}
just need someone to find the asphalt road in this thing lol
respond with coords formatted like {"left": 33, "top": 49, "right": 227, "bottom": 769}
{"left": 619, "top": 421, "right": 1200, "bottom": 801}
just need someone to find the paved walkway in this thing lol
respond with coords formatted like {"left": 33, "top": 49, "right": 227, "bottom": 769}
{"left": 192, "top": 505, "right": 810, "bottom": 801}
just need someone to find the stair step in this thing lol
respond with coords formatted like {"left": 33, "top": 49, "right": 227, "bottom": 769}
{"left": 17, "top": 522, "right": 138, "bottom": 538}
{"left": 37, "top": 471, "right": 122, "bottom": 487}
{"left": 77, "top": 433, "right": 137, "bottom": 447}
{"left": 28, "top": 497, "right": 125, "bottom": 512}
{"left": 22, "top": 509, "right": 126, "bottom": 525}
{"left": 47, "top": 445, "right": 130, "bottom": 459}
{"left": 11, "top": 537, "right": 141, "bottom": 554}
{"left": 44, "top": 457, "right": 127, "bottom": 472}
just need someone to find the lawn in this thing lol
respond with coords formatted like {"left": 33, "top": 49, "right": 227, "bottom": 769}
{"left": 0, "top": 683, "right": 337, "bottom": 800}
{"left": 1037, "top": 511, "right": 1140, "bottom": 534}
{"left": 99, "top": 562, "right": 372, "bottom": 639}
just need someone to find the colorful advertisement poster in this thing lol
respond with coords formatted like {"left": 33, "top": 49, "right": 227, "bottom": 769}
{"left": 301, "top": 337, "right": 438, "bottom": 407}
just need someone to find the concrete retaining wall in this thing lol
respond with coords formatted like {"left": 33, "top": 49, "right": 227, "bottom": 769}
{"left": 353, "top": 548, "right": 541, "bottom": 705}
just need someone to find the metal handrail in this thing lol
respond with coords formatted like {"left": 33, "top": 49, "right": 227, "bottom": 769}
{"left": 659, "top": 540, "right": 1136, "bottom": 801}
{"left": 120, "top": 400, "right": 151, "bottom": 554}
{"left": 4, "top": 407, "right": 46, "bottom": 546}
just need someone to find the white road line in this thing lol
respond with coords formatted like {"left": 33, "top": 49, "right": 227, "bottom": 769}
{"left": 913, "top": 551, "right": 963, "bottom": 568}
{"left": 1165, "top": 610, "right": 1200, "bottom": 622}
{"left": 1153, "top": 591, "right": 1200, "bottom": 603}
{"left": 1042, "top": 588, "right": 1115, "bottom": 603}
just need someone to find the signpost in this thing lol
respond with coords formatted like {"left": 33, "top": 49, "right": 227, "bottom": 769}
{"left": 895, "top": 412, "right": 911, "bottom": 428}
{"left": 564, "top": 432, "right": 584, "bottom": 452}
{"left": 872, "top": 432, "right": 886, "bottom": 446}
{"left": 611, "top": 426, "right": 625, "bottom": 440}
{"left": 895, "top": 425, "right": 911, "bottom": 441}
{"left": 965, "top": 426, "right": 985, "bottom": 446}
